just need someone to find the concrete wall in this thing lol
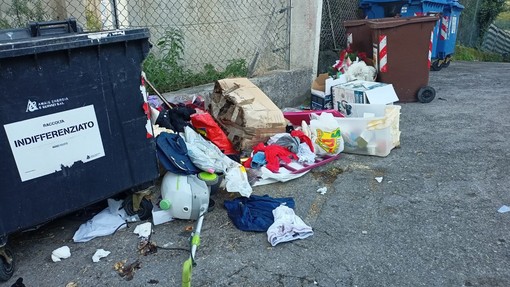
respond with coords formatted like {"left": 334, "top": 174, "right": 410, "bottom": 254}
{"left": 162, "top": 68, "right": 312, "bottom": 110}
{"left": 289, "top": 0, "right": 322, "bottom": 79}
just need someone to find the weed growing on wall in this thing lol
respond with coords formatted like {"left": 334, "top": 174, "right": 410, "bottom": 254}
{"left": 143, "top": 28, "right": 248, "bottom": 93}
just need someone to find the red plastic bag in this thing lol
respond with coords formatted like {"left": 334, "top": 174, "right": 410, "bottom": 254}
{"left": 191, "top": 113, "right": 238, "bottom": 155}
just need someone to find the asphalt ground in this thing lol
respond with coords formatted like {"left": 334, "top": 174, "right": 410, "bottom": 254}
{"left": 2, "top": 61, "right": 510, "bottom": 287}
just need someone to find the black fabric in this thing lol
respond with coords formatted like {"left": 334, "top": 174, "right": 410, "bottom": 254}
{"left": 156, "top": 107, "right": 196, "bottom": 132}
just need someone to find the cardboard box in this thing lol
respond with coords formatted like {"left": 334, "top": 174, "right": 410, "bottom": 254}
{"left": 311, "top": 73, "right": 347, "bottom": 97}
{"left": 311, "top": 94, "right": 333, "bottom": 110}
{"left": 208, "top": 78, "right": 286, "bottom": 152}
{"left": 311, "top": 73, "right": 347, "bottom": 110}
{"left": 332, "top": 80, "right": 399, "bottom": 115}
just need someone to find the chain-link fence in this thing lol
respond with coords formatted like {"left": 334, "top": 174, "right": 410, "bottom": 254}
{"left": 457, "top": 0, "right": 482, "bottom": 47}
{"left": 0, "top": 0, "right": 291, "bottom": 92}
{"left": 320, "top": 0, "right": 361, "bottom": 51}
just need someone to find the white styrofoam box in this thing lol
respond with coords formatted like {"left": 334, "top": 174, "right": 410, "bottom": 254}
{"left": 336, "top": 103, "right": 401, "bottom": 157}
{"left": 332, "top": 80, "right": 399, "bottom": 115}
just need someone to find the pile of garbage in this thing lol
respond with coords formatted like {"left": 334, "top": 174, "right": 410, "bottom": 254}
{"left": 65, "top": 70, "right": 401, "bottom": 283}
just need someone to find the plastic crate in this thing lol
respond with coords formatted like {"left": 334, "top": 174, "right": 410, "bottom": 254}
{"left": 336, "top": 103, "right": 401, "bottom": 157}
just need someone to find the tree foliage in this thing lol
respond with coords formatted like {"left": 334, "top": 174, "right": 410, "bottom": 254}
{"left": 478, "top": 0, "right": 508, "bottom": 36}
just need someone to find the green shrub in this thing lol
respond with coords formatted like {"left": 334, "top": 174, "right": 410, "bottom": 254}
{"left": 0, "top": 0, "right": 48, "bottom": 28}
{"left": 143, "top": 28, "right": 248, "bottom": 93}
{"left": 453, "top": 45, "right": 504, "bottom": 62}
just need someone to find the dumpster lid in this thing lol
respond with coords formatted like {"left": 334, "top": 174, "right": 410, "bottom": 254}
{"left": 0, "top": 28, "right": 150, "bottom": 59}
{"left": 343, "top": 19, "right": 369, "bottom": 28}
{"left": 367, "top": 16, "right": 439, "bottom": 29}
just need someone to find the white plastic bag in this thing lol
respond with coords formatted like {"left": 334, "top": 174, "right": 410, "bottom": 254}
{"left": 309, "top": 112, "right": 344, "bottom": 155}
{"left": 183, "top": 126, "right": 233, "bottom": 173}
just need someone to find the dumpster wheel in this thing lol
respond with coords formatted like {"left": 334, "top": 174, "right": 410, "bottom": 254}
{"left": 417, "top": 86, "right": 436, "bottom": 103}
{"left": 441, "top": 56, "right": 452, "bottom": 68}
{"left": 0, "top": 246, "right": 15, "bottom": 282}
{"left": 123, "top": 196, "right": 153, "bottom": 221}
{"left": 431, "top": 60, "right": 442, "bottom": 71}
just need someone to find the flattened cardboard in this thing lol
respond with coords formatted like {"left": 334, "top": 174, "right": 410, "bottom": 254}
{"left": 209, "top": 78, "right": 286, "bottom": 152}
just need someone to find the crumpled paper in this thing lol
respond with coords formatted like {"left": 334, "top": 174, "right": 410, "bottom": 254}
{"left": 51, "top": 246, "right": 71, "bottom": 262}
{"left": 92, "top": 249, "right": 111, "bottom": 263}
{"left": 133, "top": 222, "right": 152, "bottom": 238}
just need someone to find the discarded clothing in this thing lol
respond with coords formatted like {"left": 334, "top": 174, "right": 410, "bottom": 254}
{"left": 156, "top": 132, "right": 200, "bottom": 175}
{"left": 267, "top": 205, "right": 313, "bottom": 246}
{"left": 250, "top": 151, "right": 267, "bottom": 168}
{"left": 252, "top": 166, "right": 309, "bottom": 186}
{"left": 267, "top": 133, "right": 301, "bottom": 154}
{"left": 224, "top": 195, "right": 295, "bottom": 232}
{"left": 274, "top": 134, "right": 301, "bottom": 154}
{"left": 297, "top": 143, "right": 316, "bottom": 164}
{"left": 244, "top": 143, "right": 298, "bottom": 172}
{"left": 291, "top": 130, "right": 314, "bottom": 152}
{"left": 156, "top": 107, "right": 196, "bottom": 133}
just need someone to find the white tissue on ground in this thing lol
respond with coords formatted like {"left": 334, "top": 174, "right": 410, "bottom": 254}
{"left": 316, "top": 187, "right": 327, "bottom": 195}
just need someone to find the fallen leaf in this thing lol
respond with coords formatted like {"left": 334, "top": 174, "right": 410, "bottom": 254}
{"left": 138, "top": 239, "right": 158, "bottom": 256}
{"left": 185, "top": 226, "right": 193, "bottom": 232}
{"left": 117, "top": 259, "right": 141, "bottom": 281}
{"left": 113, "top": 259, "right": 127, "bottom": 271}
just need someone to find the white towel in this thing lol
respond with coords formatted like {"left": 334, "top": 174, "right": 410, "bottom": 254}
{"left": 267, "top": 205, "right": 313, "bottom": 246}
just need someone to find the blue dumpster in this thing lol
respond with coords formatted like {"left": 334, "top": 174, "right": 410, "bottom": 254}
{"left": 359, "top": 0, "right": 464, "bottom": 70}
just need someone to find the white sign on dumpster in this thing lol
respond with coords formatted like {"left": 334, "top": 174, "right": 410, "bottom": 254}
{"left": 3, "top": 105, "right": 105, "bottom": 182}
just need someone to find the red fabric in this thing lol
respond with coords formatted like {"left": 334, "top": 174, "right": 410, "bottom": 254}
{"left": 291, "top": 130, "right": 314, "bottom": 152}
{"left": 243, "top": 143, "right": 298, "bottom": 173}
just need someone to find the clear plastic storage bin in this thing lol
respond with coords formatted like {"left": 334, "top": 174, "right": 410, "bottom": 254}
{"left": 336, "top": 103, "right": 401, "bottom": 157}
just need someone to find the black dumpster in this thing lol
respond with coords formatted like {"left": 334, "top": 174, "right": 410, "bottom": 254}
{"left": 0, "top": 20, "right": 158, "bottom": 280}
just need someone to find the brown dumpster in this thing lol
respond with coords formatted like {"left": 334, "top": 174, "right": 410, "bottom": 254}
{"left": 344, "top": 19, "right": 372, "bottom": 57}
{"left": 368, "top": 16, "right": 439, "bottom": 102}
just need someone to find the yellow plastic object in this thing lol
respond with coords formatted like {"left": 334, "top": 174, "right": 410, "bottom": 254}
{"left": 182, "top": 258, "right": 192, "bottom": 287}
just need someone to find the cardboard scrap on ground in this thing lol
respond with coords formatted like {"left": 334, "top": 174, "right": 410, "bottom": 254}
{"left": 208, "top": 78, "right": 287, "bottom": 153}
